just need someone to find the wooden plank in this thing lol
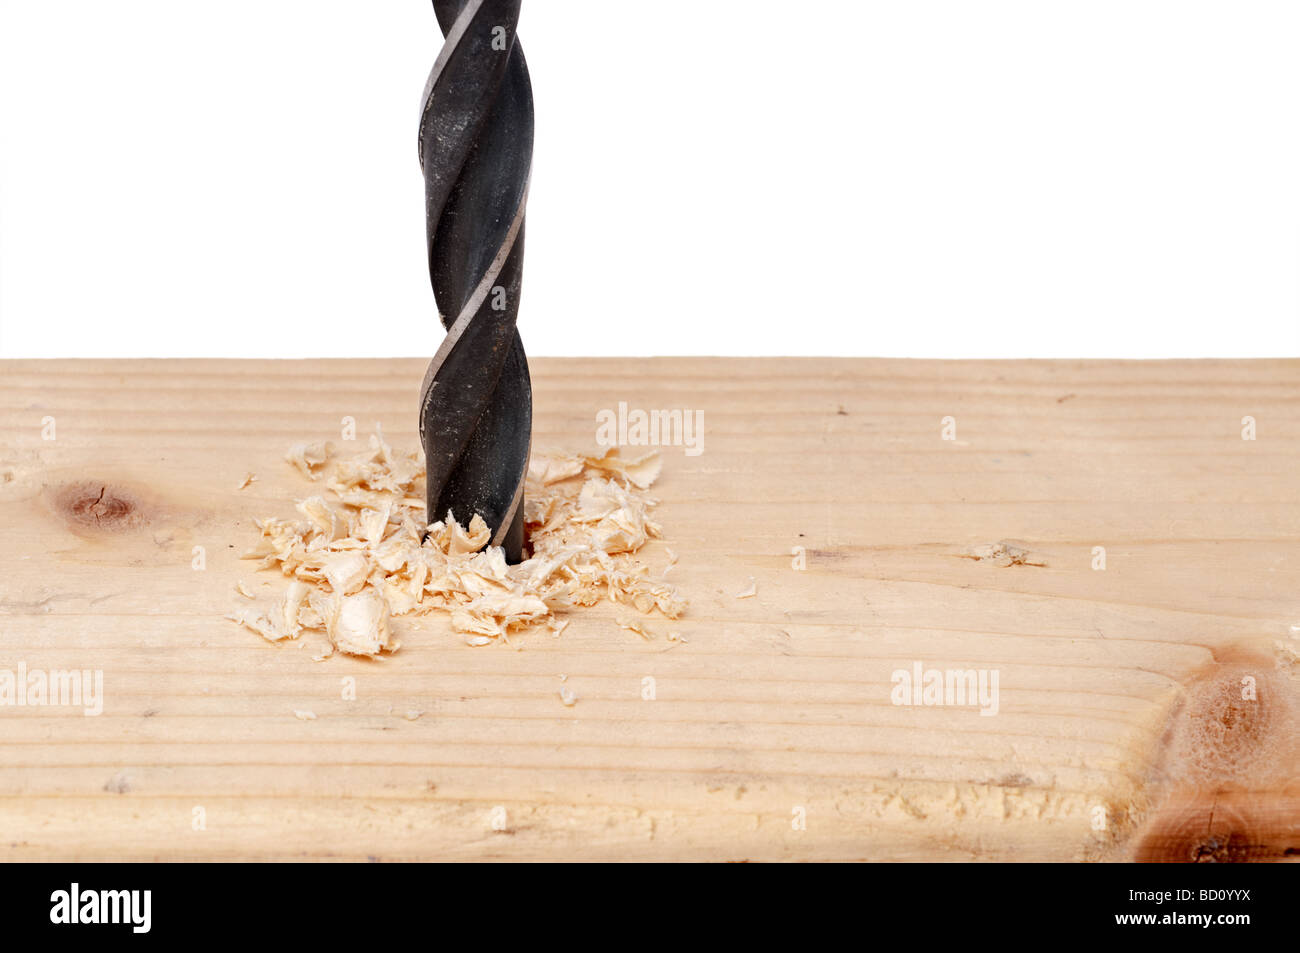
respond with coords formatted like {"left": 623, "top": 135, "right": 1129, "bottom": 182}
{"left": 0, "top": 357, "right": 1296, "bottom": 861}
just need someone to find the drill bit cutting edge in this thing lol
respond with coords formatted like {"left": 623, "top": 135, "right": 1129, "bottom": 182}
{"left": 418, "top": 0, "right": 534, "bottom": 563}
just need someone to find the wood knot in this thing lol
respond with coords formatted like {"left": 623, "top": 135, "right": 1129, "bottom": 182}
{"left": 1132, "top": 791, "right": 1300, "bottom": 863}
{"left": 48, "top": 481, "right": 147, "bottom": 533}
{"left": 1132, "top": 653, "right": 1300, "bottom": 862}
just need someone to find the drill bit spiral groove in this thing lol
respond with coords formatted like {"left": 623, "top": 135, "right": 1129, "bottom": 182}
{"left": 418, "top": 0, "right": 533, "bottom": 562}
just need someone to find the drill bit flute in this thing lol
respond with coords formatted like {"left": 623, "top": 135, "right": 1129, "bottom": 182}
{"left": 418, "top": 0, "right": 533, "bottom": 562}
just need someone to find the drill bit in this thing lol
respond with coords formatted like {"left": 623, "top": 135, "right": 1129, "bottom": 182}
{"left": 418, "top": 0, "right": 533, "bottom": 563}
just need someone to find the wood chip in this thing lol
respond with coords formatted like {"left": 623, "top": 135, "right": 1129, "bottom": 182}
{"left": 735, "top": 577, "right": 757, "bottom": 598}
{"left": 615, "top": 609, "right": 654, "bottom": 640}
{"left": 228, "top": 608, "right": 292, "bottom": 643}
{"left": 663, "top": 547, "right": 678, "bottom": 577}
{"left": 285, "top": 441, "right": 334, "bottom": 479}
{"left": 326, "top": 589, "right": 393, "bottom": 657}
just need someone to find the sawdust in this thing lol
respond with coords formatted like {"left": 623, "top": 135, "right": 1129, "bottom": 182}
{"left": 229, "top": 431, "right": 685, "bottom": 658}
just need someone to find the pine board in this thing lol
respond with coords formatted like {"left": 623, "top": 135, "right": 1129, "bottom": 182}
{"left": 0, "top": 357, "right": 1297, "bottom": 862}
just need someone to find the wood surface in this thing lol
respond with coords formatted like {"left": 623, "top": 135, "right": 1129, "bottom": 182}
{"left": 0, "top": 357, "right": 1296, "bottom": 862}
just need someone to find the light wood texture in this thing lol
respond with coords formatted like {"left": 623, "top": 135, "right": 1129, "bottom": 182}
{"left": 0, "top": 357, "right": 1296, "bottom": 862}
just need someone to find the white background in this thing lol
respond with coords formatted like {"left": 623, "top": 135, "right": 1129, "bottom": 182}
{"left": 1, "top": 0, "right": 1297, "bottom": 358}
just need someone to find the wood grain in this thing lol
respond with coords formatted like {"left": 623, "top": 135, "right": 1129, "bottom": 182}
{"left": 0, "top": 357, "right": 1296, "bottom": 861}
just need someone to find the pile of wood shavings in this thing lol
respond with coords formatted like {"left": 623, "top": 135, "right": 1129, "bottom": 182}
{"left": 228, "top": 431, "right": 685, "bottom": 659}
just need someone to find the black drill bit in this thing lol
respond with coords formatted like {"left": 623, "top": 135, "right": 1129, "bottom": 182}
{"left": 418, "top": 0, "right": 533, "bottom": 562}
